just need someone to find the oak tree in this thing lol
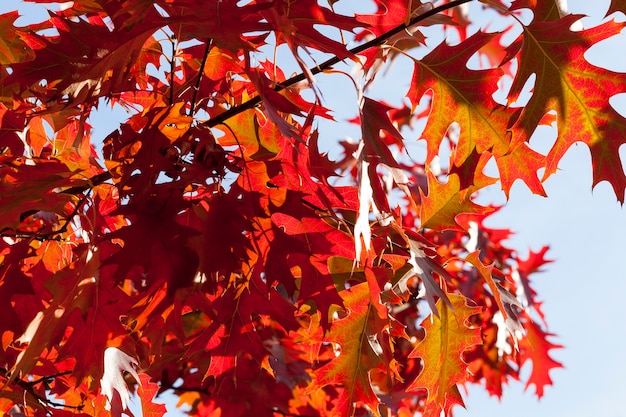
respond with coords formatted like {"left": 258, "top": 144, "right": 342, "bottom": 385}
{"left": 0, "top": 0, "right": 623, "bottom": 416}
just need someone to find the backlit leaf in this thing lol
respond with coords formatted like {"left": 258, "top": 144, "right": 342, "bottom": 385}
{"left": 519, "top": 315, "right": 563, "bottom": 398}
{"left": 506, "top": 14, "right": 626, "bottom": 201}
{"left": 407, "top": 293, "right": 482, "bottom": 416}
{"left": 419, "top": 171, "right": 494, "bottom": 231}
{"left": 311, "top": 282, "right": 393, "bottom": 416}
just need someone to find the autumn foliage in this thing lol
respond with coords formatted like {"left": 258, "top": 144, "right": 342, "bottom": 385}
{"left": 0, "top": 0, "right": 623, "bottom": 416}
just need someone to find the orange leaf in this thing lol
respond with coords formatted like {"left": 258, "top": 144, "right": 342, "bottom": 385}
{"left": 155, "top": 102, "right": 192, "bottom": 143}
{"left": 495, "top": 142, "right": 547, "bottom": 198}
{"left": 216, "top": 109, "right": 282, "bottom": 159}
{"left": 407, "top": 293, "right": 482, "bottom": 417}
{"left": 202, "top": 47, "right": 243, "bottom": 81}
{"left": 137, "top": 373, "right": 168, "bottom": 417}
{"left": 0, "top": 12, "right": 35, "bottom": 64}
{"left": 419, "top": 171, "right": 494, "bottom": 231}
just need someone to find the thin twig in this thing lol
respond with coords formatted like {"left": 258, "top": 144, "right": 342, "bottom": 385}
{"left": 26, "top": 370, "right": 73, "bottom": 387}
{"left": 169, "top": 36, "right": 177, "bottom": 105}
{"left": 0, "top": 192, "right": 91, "bottom": 241}
{"left": 190, "top": 38, "right": 213, "bottom": 116}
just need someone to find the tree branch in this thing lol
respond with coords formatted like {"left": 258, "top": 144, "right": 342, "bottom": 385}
{"left": 26, "top": 370, "right": 73, "bottom": 387}
{"left": 55, "top": 0, "right": 474, "bottom": 194}
{"left": 0, "top": 367, "right": 83, "bottom": 412}
{"left": 204, "top": 0, "right": 474, "bottom": 128}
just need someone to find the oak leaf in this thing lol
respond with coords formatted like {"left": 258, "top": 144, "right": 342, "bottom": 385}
{"left": 155, "top": 102, "right": 192, "bottom": 143}
{"left": 518, "top": 315, "right": 563, "bottom": 397}
{"left": 407, "top": 293, "right": 482, "bottom": 416}
{"left": 407, "top": 32, "right": 515, "bottom": 162}
{"left": 466, "top": 251, "right": 524, "bottom": 339}
{"left": 0, "top": 12, "right": 34, "bottom": 65}
{"left": 100, "top": 347, "right": 140, "bottom": 415}
{"left": 311, "top": 282, "right": 394, "bottom": 416}
{"left": 261, "top": 0, "right": 359, "bottom": 70}
{"left": 5, "top": 12, "right": 159, "bottom": 107}
{"left": 0, "top": 105, "right": 26, "bottom": 156}
{"left": 419, "top": 171, "right": 494, "bottom": 231}
{"left": 394, "top": 229, "right": 452, "bottom": 317}
{"left": 101, "top": 190, "right": 199, "bottom": 289}
{"left": 0, "top": 158, "right": 79, "bottom": 232}
{"left": 137, "top": 374, "right": 167, "bottom": 417}
{"left": 506, "top": 14, "right": 626, "bottom": 201}
{"left": 217, "top": 109, "right": 282, "bottom": 159}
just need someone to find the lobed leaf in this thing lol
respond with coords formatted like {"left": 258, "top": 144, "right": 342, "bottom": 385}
{"left": 407, "top": 293, "right": 482, "bottom": 416}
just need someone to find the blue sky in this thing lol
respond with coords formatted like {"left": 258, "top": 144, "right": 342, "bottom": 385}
{"left": 3, "top": 1, "right": 626, "bottom": 416}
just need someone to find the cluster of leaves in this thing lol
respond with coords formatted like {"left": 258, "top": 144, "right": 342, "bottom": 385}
{"left": 0, "top": 0, "right": 623, "bottom": 415}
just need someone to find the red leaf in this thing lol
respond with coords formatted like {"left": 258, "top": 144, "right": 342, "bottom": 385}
{"left": 507, "top": 15, "right": 626, "bottom": 201}
{"left": 6, "top": 12, "right": 159, "bottom": 107}
{"left": 100, "top": 190, "right": 199, "bottom": 290}
{"left": 360, "top": 97, "right": 405, "bottom": 167}
{"left": 0, "top": 158, "right": 79, "bottom": 232}
{"left": 518, "top": 316, "right": 563, "bottom": 397}
{"left": 137, "top": 374, "right": 167, "bottom": 417}
{"left": 466, "top": 251, "right": 523, "bottom": 338}
{"left": 262, "top": 0, "right": 359, "bottom": 61}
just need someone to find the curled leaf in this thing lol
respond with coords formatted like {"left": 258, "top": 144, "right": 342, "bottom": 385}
{"left": 100, "top": 347, "right": 141, "bottom": 414}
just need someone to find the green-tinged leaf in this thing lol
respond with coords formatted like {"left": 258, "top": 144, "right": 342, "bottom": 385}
{"left": 0, "top": 12, "right": 34, "bottom": 64}
{"left": 408, "top": 32, "right": 517, "bottom": 165}
{"left": 407, "top": 293, "right": 482, "bottom": 416}
{"left": 506, "top": 15, "right": 626, "bottom": 201}
{"left": 419, "top": 171, "right": 494, "bottom": 231}
{"left": 217, "top": 109, "right": 282, "bottom": 159}
{"left": 310, "top": 282, "right": 393, "bottom": 416}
